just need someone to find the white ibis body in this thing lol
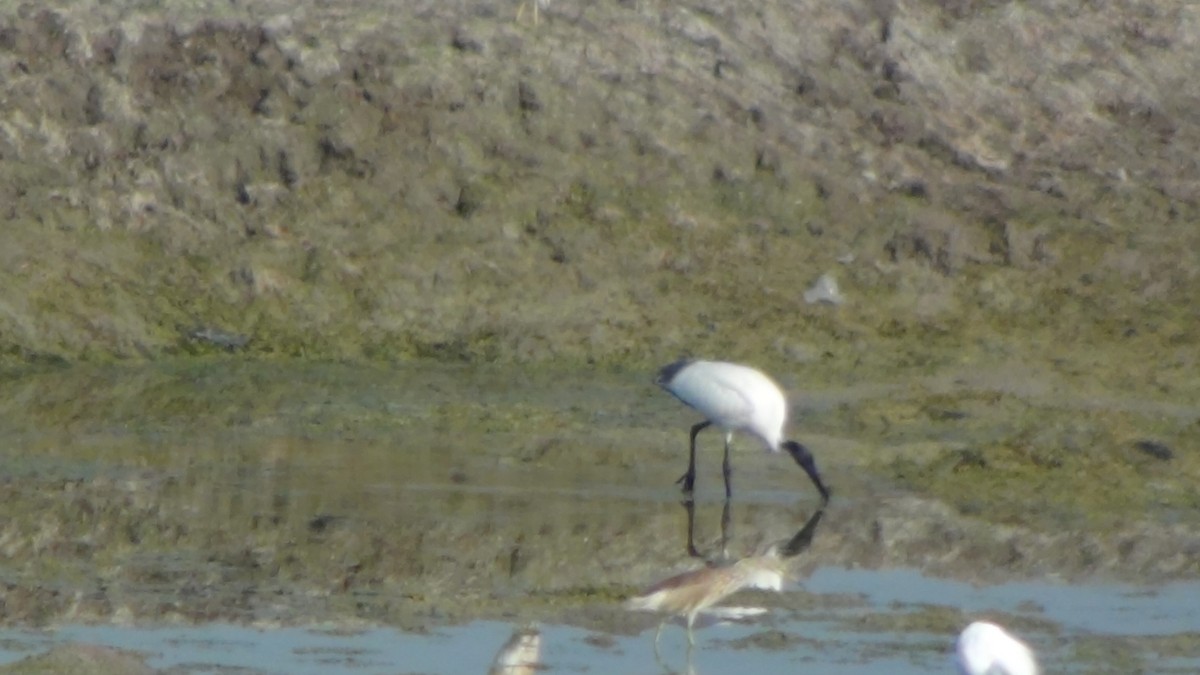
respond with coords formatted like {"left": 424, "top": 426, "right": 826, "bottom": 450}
{"left": 656, "top": 359, "right": 830, "bottom": 503}
{"left": 955, "top": 621, "right": 1040, "bottom": 675}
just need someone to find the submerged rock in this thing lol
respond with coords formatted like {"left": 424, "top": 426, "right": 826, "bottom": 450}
{"left": 804, "top": 273, "right": 845, "bottom": 306}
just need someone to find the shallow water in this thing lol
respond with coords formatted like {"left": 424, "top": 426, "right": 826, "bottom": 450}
{"left": 0, "top": 360, "right": 1197, "bottom": 672}
{"left": 2, "top": 569, "right": 1198, "bottom": 673}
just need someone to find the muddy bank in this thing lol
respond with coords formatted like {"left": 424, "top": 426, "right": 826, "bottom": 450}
{"left": 0, "top": 360, "right": 1195, "bottom": 632}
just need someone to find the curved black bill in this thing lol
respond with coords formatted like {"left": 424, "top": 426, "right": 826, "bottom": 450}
{"left": 784, "top": 440, "right": 832, "bottom": 505}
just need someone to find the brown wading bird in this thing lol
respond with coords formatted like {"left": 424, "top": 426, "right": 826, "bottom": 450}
{"left": 625, "top": 508, "right": 824, "bottom": 649}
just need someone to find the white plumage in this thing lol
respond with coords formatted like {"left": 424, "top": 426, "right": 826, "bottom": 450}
{"left": 656, "top": 359, "right": 831, "bottom": 503}
{"left": 955, "top": 621, "right": 1040, "bottom": 675}
{"left": 665, "top": 360, "right": 788, "bottom": 449}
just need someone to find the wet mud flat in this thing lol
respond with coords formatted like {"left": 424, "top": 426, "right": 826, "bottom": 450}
{"left": 0, "top": 359, "right": 1197, "bottom": 672}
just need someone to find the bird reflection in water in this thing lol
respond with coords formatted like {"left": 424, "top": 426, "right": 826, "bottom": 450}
{"left": 625, "top": 506, "right": 824, "bottom": 658}
{"left": 487, "top": 624, "right": 541, "bottom": 675}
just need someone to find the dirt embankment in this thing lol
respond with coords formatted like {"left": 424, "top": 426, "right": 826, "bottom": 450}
{"left": 0, "top": 0, "right": 1196, "bottom": 373}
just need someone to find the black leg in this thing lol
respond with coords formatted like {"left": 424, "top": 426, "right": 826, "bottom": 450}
{"left": 719, "top": 497, "right": 731, "bottom": 559}
{"left": 683, "top": 498, "right": 702, "bottom": 558}
{"left": 676, "top": 420, "right": 711, "bottom": 494}
{"left": 721, "top": 433, "right": 733, "bottom": 499}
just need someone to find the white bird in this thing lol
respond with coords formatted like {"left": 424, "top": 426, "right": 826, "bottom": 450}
{"left": 955, "top": 621, "right": 1040, "bottom": 675}
{"left": 656, "top": 359, "right": 831, "bottom": 503}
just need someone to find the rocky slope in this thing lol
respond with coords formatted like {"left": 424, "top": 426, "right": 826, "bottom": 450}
{"left": 0, "top": 0, "right": 1196, "bottom": 374}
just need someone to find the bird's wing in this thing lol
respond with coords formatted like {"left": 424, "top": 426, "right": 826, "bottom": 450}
{"left": 669, "top": 365, "right": 757, "bottom": 426}
{"left": 625, "top": 566, "right": 720, "bottom": 612}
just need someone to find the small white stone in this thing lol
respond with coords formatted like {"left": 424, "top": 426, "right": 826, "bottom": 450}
{"left": 804, "top": 273, "right": 845, "bottom": 306}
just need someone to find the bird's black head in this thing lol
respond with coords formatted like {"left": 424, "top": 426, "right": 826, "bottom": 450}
{"left": 783, "top": 440, "right": 831, "bottom": 505}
